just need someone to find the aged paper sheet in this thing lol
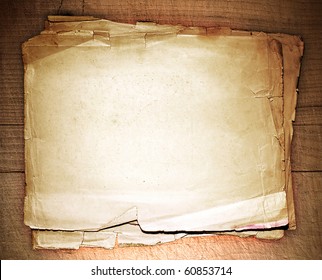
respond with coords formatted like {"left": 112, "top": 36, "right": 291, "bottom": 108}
{"left": 23, "top": 17, "right": 303, "bottom": 249}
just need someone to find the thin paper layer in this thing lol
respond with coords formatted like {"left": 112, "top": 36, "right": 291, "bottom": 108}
{"left": 23, "top": 17, "right": 303, "bottom": 249}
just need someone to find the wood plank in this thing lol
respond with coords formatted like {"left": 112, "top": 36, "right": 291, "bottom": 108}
{"left": 297, "top": 40, "right": 322, "bottom": 108}
{"left": 292, "top": 125, "right": 322, "bottom": 171}
{"left": 295, "top": 107, "right": 322, "bottom": 126}
{"left": 84, "top": 0, "right": 321, "bottom": 31}
{"left": 0, "top": 52, "right": 24, "bottom": 125}
{"left": 1, "top": 172, "right": 321, "bottom": 259}
{"left": 0, "top": 173, "right": 32, "bottom": 259}
{"left": 0, "top": 125, "right": 24, "bottom": 172}
{"left": 0, "top": 95, "right": 24, "bottom": 126}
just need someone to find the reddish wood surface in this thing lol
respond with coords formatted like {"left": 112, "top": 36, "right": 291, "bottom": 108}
{"left": 0, "top": 0, "right": 321, "bottom": 259}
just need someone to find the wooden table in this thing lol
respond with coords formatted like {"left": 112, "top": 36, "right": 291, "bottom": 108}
{"left": 1, "top": 0, "right": 321, "bottom": 259}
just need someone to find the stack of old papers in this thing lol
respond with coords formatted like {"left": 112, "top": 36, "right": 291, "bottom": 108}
{"left": 22, "top": 16, "right": 303, "bottom": 249}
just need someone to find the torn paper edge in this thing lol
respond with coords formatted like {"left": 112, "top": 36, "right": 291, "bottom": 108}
{"left": 24, "top": 16, "right": 303, "bottom": 248}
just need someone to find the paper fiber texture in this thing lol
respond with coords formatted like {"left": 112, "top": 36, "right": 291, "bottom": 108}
{"left": 23, "top": 16, "right": 303, "bottom": 249}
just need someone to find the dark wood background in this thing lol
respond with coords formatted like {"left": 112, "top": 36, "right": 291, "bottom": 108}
{"left": 1, "top": 0, "right": 321, "bottom": 259}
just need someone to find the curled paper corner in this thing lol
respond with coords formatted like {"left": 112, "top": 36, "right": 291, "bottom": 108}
{"left": 136, "top": 192, "right": 288, "bottom": 232}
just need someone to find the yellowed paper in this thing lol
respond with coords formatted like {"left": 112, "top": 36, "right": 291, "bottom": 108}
{"left": 23, "top": 17, "right": 303, "bottom": 249}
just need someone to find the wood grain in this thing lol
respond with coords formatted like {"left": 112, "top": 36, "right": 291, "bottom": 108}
{"left": 292, "top": 125, "right": 322, "bottom": 171}
{"left": 0, "top": 0, "right": 321, "bottom": 260}
{"left": 295, "top": 107, "right": 322, "bottom": 126}
{"left": 0, "top": 125, "right": 24, "bottom": 172}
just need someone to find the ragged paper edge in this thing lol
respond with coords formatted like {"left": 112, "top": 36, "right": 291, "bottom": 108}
{"left": 23, "top": 17, "right": 303, "bottom": 248}
{"left": 32, "top": 226, "right": 285, "bottom": 250}
{"left": 271, "top": 33, "right": 304, "bottom": 229}
{"left": 33, "top": 224, "right": 186, "bottom": 250}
